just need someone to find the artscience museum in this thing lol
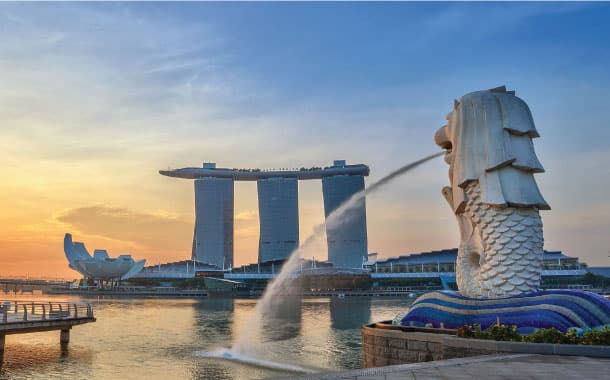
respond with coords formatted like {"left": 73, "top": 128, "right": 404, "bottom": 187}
{"left": 63, "top": 233, "right": 146, "bottom": 280}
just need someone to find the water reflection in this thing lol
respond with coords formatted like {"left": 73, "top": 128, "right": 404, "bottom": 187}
{"left": 329, "top": 297, "right": 371, "bottom": 330}
{"left": 193, "top": 297, "right": 235, "bottom": 344}
{"left": 261, "top": 295, "right": 302, "bottom": 342}
{"left": 325, "top": 297, "right": 370, "bottom": 369}
{"left": 0, "top": 294, "right": 412, "bottom": 380}
{"left": 0, "top": 341, "right": 94, "bottom": 378}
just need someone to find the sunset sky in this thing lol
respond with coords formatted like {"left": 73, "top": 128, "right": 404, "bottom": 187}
{"left": 1, "top": 2, "right": 609, "bottom": 279}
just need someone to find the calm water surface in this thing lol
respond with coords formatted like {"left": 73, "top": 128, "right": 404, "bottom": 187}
{"left": 0, "top": 293, "right": 412, "bottom": 380}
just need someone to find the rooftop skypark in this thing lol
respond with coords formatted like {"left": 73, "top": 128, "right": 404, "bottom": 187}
{"left": 160, "top": 160, "right": 370, "bottom": 269}
{"left": 159, "top": 160, "right": 370, "bottom": 180}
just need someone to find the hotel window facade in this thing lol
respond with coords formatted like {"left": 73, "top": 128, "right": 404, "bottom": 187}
{"left": 257, "top": 177, "right": 299, "bottom": 263}
{"left": 193, "top": 177, "right": 234, "bottom": 268}
{"left": 322, "top": 174, "right": 368, "bottom": 268}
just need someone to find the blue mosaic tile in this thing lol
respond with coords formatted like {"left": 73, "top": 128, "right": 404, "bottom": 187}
{"left": 399, "top": 290, "right": 610, "bottom": 333}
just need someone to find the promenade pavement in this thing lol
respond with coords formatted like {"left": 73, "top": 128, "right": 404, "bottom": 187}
{"left": 272, "top": 354, "right": 610, "bottom": 380}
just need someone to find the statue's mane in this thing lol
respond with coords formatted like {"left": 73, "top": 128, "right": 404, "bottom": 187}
{"left": 450, "top": 86, "right": 550, "bottom": 213}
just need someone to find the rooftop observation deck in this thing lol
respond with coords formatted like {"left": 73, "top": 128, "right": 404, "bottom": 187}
{"left": 159, "top": 161, "right": 370, "bottom": 180}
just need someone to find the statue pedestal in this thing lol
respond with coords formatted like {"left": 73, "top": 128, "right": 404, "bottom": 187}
{"left": 400, "top": 290, "right": 610, "bottom": 334}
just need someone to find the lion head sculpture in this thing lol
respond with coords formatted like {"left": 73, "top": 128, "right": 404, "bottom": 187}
{"left": 435, "top": 86, "right": 550, "bottom": 298}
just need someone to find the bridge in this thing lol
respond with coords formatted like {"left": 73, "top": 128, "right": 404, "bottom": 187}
{"left": 0, "top": 300, "right": 95, "bottom": 365}
{"left": 0, "top": 278, "right": 71, "bottom": 294}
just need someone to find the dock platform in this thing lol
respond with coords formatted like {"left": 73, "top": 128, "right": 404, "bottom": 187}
{"left": 0, "top": 300, "right": 95, "bottom": 365}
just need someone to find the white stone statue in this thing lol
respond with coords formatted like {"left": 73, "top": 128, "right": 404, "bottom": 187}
{"left": 435, "top": 86, "right": 550, "bottom": 299}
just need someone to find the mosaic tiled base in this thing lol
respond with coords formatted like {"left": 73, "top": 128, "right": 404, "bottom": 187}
{"left": 400, "top": 290, "right": 610, "bottom": 334}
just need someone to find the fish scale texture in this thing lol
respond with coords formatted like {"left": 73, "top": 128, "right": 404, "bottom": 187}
{"left": 458, "top": 182, "right": 543, "bottom": 298}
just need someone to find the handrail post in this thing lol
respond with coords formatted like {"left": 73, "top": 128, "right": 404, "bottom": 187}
{"left": 58, "top": 304, "right": 63, "bottom": 319}
{"left": 22, "top": 304, "right": 27, "bottom": 321}
{"left": 42, "top": 304, "right": 46, "bottom": 320}
{"left": 73, "top": 303, "right": 78, "bottom": 318}
{"left": 13, "top": 301, "right": 18, "bottom": 314}
{"left": 87, "top": 304, "right": 93, "bottom": 318}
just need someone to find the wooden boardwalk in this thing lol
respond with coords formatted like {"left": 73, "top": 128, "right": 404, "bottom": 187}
{"left": 0, "top": 300, "right": 96, "bottom": 365}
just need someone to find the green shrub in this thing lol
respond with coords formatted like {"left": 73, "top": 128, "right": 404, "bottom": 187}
{"left": 582, "top": 326, "right": 610, "bottom": 345}
{"left": 457, "top": 324, "right": 520, "bottom": 341}
{"left": 456, "top": 324, "right": 610, "bottom": 345}
{"left": 486, "top": 324, "right": 521, "bottom": 342}
{"left": 523, "top": 328, "right": 567, "bottom": 344}
{"left": 456, "top": 325, "right": 474, "bottom": 338}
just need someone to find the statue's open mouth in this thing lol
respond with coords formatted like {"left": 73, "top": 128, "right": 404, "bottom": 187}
{"left": 434, "top": 124, "right": 453, "bottom": 162}
{"left": 440, "top": 142, "right": 453, "bottom": 162}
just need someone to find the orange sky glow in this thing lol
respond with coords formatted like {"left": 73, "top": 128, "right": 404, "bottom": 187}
{"left": 1, "top": 3, "right": 609, "bottom": 279}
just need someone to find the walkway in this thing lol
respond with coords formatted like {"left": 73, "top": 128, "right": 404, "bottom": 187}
{"left": 0, "top": 300, "right": 95, "bottom": 365}
{"left": 272, "top": 354, "right": 610, "bottom": 380}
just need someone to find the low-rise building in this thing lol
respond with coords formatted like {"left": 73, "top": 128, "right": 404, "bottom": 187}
{"left": 364, "top": 248, "right": 590, "bottom": 291}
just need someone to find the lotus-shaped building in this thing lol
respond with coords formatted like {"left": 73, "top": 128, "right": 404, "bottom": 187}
{"left": 64, "top": 233, "right": 146, "bottom": 280}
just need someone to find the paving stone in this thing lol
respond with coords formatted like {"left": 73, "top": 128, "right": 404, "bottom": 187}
{"left": 272, "top": 354, "right": 610, "bottom": 380}
{"left": 385, "top": 372, "right": 416, "bottom": 380}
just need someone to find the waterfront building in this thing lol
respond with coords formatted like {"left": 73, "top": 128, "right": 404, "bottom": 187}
{"left": 364, "top": 248, "right": 589, "bottom": 290}
{"left": 129, "top": 248, "right": 596, "bottom": 294}
{"left": 322, "top": 161, "right": 368, "bottom": 268}
{"left": 135, "top": 260, "right": 224, "bottom": 279}
{"left": 257, "top": 177, "right": 299, "bottom": 263}
{"left": 63, "top": 233, "right": 145, "bottom": 280}
{"left": 193, "top": 174, "right": 234, "bottom": 269}
{"left": 366, "top": 249, "right": 586, "bottom": 273}
{"left": 589, "top": 267, "right": 610, "bottom": 279}
{"left": 160, "top": 160, "right": 370, "bottom": 268}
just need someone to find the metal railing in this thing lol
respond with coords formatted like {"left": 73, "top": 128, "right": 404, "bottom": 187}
{"left": 0, "top": 300, "right": 93, "bottom": 323}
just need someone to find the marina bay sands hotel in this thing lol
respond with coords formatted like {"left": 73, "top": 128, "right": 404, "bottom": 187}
{"left": 159, "top": 160, "right": 369, "bottom": 269}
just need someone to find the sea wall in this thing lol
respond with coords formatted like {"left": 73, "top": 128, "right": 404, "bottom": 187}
{"left": 362, "top": 323, "right": 610, "bottom": 368}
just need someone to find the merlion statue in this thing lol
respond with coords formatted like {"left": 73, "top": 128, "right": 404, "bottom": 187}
{"left": 394, "top": 86, "right": 610, "bottom": 335}
{"left": 434, "top": 86, "right": 550, "bottom": 299}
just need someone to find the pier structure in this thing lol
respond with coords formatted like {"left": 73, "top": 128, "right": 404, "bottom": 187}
{"left": 0, "top": 300, "right": 95, "bottom": 365}
{"left": 160, "top": 160, "right": 370, "bottom": 269}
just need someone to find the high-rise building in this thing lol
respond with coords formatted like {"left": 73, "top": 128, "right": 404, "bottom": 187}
{"left": 161, "top": 160, "right": 369, "bottom": 269}
{"left": 193, "top": 176, "right": 234, "bottom": 268}
{"left": 257, "top": 177, "right": 299, "bottom": 263}
{"left": 322, "top": 161, "right": 368, "bottom": 268}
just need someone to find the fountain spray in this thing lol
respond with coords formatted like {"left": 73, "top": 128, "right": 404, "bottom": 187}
{"left": 231, "top": 152, "right": 444, "bottom": 356}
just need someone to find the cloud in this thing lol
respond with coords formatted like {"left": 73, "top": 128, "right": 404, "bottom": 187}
{"left": 54, "top": 204, "right": 267, "bottom": 265}
{"left": 55, "top": 205, "right": 192, "bottom": 253}
{"left": 235, "top": 210, "right": 258, "bottom": 222}
{"left": 0, "top": 3, "right": 253, "bottom": 165}
{"left": 234, "top": 210, "right": 259, "bottom": 238}
{"left": 1, "top": 2, "right": 609, "bottom": 275}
